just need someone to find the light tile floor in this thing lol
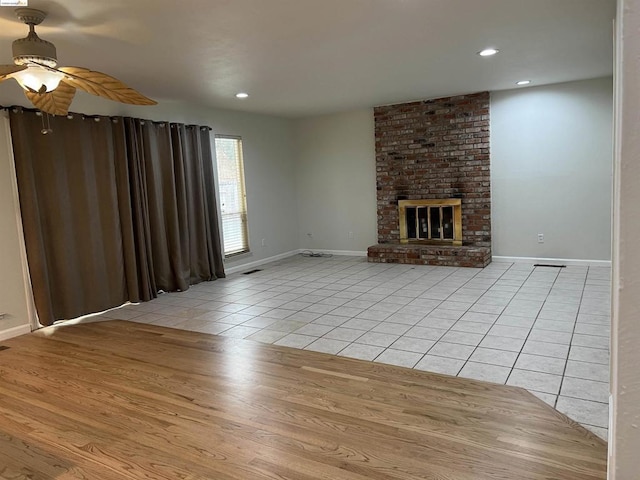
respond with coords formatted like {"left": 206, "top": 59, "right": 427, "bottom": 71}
{"left": 94, "top": 255, "right": 611, "bottom": 440}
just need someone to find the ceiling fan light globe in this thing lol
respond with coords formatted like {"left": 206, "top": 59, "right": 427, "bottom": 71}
{"left": 13, "top": 66, "right": 64, "bottom": 93}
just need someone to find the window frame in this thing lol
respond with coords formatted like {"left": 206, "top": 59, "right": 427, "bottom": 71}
{"left": 214, "top": 134, "right": 250, "bottom": 258}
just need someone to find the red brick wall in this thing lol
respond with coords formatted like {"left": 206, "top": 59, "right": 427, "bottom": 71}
{"left": 374, "top": 92, "right": 491, "bottom": 247}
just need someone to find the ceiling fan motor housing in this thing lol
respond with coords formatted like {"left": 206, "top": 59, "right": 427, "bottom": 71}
{"left": 12, "top": 8, "right": 57, "bottom": 68}
{"left": 13, "top": 34, "right": 58, "bottom": 67}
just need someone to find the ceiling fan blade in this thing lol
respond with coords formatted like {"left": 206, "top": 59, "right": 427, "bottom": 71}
{"left": 24, "top": 81, "right": 77, "bottom": 116}
{"left": 58, "top": 66, "right": 156, "bottom": 106}
{"left": 0, "top": 64, "right": 27, "bottom": 82}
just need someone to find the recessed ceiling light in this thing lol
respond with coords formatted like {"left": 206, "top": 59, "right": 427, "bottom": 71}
{"left": 235, "top": 92, "right": 249, "bottom": 99}
{"left": 478, "top": 48, "right": 499, "bottom": 57}
{"left": 516, "top": 80, "right": 531, "bottom": 85}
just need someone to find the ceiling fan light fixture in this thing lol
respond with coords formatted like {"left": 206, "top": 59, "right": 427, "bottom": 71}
{"left": 0, "top": 7, "right": 157, "bottom": 116}
{"left": 13, "top": 65, "right": 64, "bottom": 92}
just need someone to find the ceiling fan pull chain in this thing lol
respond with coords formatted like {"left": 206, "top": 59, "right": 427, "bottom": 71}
{"left": 40, "top": 111, "right": 52, "bottom": 135}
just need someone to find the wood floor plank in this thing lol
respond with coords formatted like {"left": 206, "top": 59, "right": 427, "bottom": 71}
{"left": 0, "top": 320, "right": 606, "bottom": 479}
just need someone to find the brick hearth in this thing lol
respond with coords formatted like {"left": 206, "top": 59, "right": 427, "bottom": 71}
{"left": 369, "top": 92, "right": 491, "bottom": 267}
{"left": 367, "top": 244, "right": 491, "bottom": 268}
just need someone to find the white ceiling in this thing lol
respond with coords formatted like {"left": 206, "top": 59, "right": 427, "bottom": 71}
{"left": 0, "top": 0, "right": 616, "bottom": 118}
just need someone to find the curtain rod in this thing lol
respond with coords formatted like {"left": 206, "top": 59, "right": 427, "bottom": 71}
{"left": 0, "top": 105, "right": 213, "bottom": 131}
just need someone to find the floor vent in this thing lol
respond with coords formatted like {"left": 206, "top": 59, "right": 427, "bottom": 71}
{"left": 533, "top": 264, "right": 567, "bottom": 268}
{"left": 0, "top": 346, "right": 9, "bottom": 352}
{"left": 243, "top": 269, "right": 263, "bottom": 275}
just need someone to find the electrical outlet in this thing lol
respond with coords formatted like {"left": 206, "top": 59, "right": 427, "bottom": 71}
{"left": 348, "top": 231, "right": 354, "bottom": 239}
{"left": 261, "top": 238, "right": 266, "bottom": 247}
{"left": 537, "top": 233, "right": 544, "bottom": 243}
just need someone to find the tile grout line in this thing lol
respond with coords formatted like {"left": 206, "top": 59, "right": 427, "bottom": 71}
{"left": 555, "top": 265, "right": 595, "bottom": 409}
{"left": 346, "top": 265, "right": 478, "bottom": 364}
{"left": 399, "top": 264, "right": 509, "bottom": 373}
{"left": 271, "top": 263, "right": 469, "bottom": 357}
{"left": 316, "top": 265, "right": 456, "bottom": 357}
{"left": 488, "top": 264, "right": 547, "bottom": 386}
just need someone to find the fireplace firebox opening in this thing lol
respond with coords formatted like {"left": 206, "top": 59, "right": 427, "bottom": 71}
{"left": 398, "top": 199, "right": 462, "bottom": 246}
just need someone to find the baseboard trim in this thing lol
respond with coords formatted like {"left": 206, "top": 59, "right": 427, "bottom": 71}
{"left": 492, "top": 256, "right": 612, "bottom": 267}
{"left": 225, "top": 249, "right": 370, "bottom": 274}
{"left": 0, "top": 323, "right": 31, "bottom": 341}
{"left": 225, "top": 250, "right": 301, "bottom": 275}
{"left": 303, "top": 249, "right": 368, "bottom": 257}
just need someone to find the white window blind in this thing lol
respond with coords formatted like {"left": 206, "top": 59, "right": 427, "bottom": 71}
{"left": 215, "top": 136, "right": 249, "bottom": 256}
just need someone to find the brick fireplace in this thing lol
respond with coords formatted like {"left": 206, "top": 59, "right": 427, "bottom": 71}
{"left": 367, "top": 92, "right": 492, "bottom": 268}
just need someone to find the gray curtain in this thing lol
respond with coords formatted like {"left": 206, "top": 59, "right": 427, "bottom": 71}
{"left": 9, "top": 109, "right": 225, "bottom": 326}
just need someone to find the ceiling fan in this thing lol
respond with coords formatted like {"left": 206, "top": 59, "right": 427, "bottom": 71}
{"left": 0, "top": 8, "right": 156, "bottom": 116}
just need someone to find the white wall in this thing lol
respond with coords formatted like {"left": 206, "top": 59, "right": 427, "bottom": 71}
{"left": 292, "top": 79, "right": 614, "bottom": 261}
{"left": 294, "top": 109, "right": 376, "bottom": 253}
{"left": 0, "top": 113, "right": 33, "bottom": 338}
{"left": 491, "top": 78, "right": 613, "bottom": 261}
{"left": 611, "top": 0, "right": 640, "bottom": 476}
{"left": 0, "top": 85, "right": 299, "bottom": 278}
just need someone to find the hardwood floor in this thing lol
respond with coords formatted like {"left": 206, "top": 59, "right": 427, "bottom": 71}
{"left": 0, "top": 320, "right": 606, "bottom": 479}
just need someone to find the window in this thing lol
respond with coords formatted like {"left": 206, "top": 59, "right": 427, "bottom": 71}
{"left": 215, "top": 135, "right": 249, "bottom": 256}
